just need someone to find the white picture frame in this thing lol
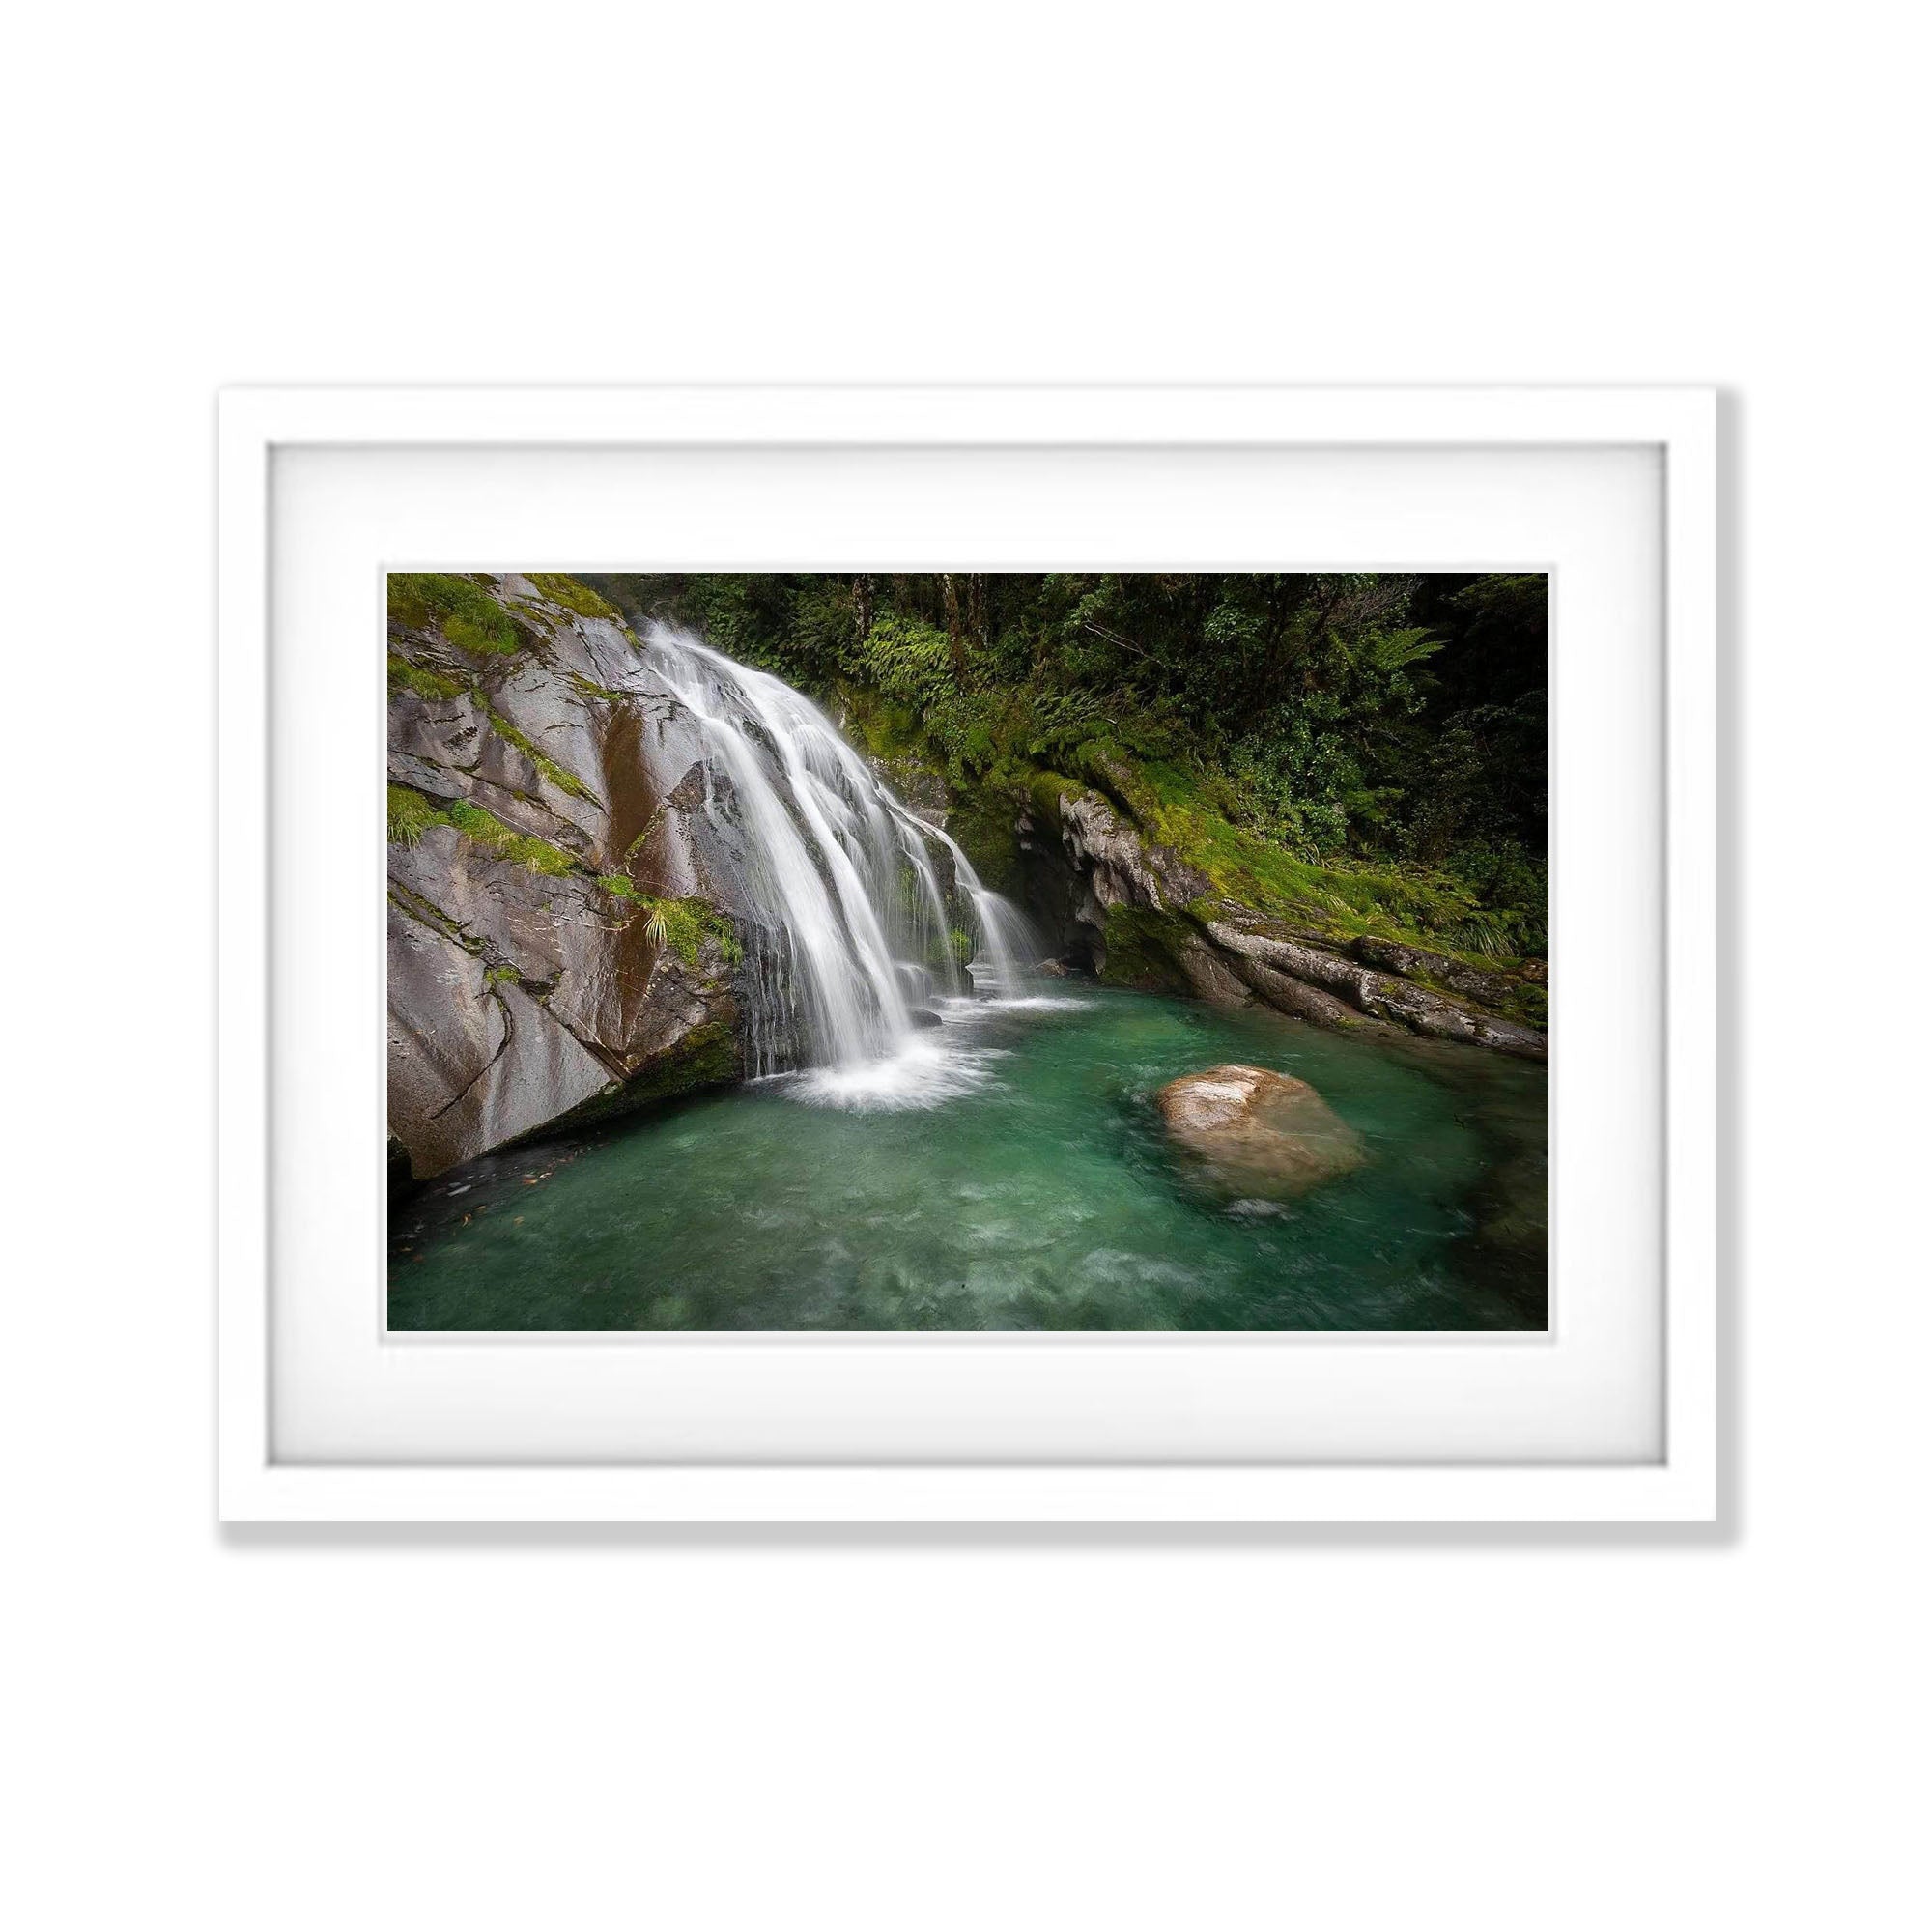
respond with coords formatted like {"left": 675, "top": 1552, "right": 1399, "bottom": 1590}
{"left": 218, "top": 384, "right": 1716, "bottom": 1523}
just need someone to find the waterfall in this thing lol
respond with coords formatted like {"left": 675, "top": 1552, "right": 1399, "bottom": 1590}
{"left": 914, "top": 816, "right": 1037, "bottom": 999}
{"left": 640, "top": 624, "right": 1032, "bottom": 1081}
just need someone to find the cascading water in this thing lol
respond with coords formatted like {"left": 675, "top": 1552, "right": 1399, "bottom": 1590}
{"left": 640, "top": 624, "right": 1036, "bottom": 1095}
{"left": 915, "top": 817, "right": 1036, "bottom": 998}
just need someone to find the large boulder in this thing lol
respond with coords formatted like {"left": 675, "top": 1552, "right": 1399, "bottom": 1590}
{"left": 1155, "top": 1064, "right": 1369, "bottom": 1201}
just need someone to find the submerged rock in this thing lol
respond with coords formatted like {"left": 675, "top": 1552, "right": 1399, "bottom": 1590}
{"left": 1155, "top": 1064, "right": 1369, "bottom": 1201}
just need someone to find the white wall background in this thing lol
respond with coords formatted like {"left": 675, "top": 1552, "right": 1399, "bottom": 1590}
{"left": 5, "top": 5, "right": 1924, "bottom": 1927}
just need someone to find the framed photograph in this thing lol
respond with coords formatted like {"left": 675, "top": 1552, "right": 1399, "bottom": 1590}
{"left": 218, "top": 385, "right": 1716, "bottom": 1521}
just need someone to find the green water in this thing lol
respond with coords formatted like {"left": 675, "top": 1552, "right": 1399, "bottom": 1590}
{"left": 388, "top": 986, "right": 1548, "bottom": 1331}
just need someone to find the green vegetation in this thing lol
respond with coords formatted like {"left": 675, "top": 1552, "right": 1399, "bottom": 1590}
{"left": 387, "top": 781, "right": 448, "bottom": 848}
{"left": 444, "top": 801, "right": 575, "bottom": 875}
{"left": 622, "top": 810, "right": 667, "bottom": 864}
{"left": 1108, "top": 756, "right": 1539, "bottom": 959}
{"left": 476, "top": 699, "right": 600, "bottom": 804}
{"left": 387, "top": 573, "right": 523, "bottom": 656}
{"left": 592, "top": 570, "right": 1548, "bottom": 965}
{"left": 387, "top": 653, "right": 467, "bottom": 702}
{"left": 528, "top": 573, "right": 619, "bottom": 621}
{"left": 567, "top": 669, "right": 636, "bottom": 704}
{"left": 618, "top": 1021, "right": 739, "bottom": 1103}
{"left": 532, "top": 1021, "right": 744, "bottom": 1140}
{"left": 389, "top": 765, "right": 742, "bottom": 968}
{"left": 596, "top": 877, "right": 743, "bottom": 967}
{"left": 1099, "top": 905, "right": 1199, "bottom": 994}
{"left": 384, "top": 641, "right": 601, "bottom": 806}
{"left": 385, "top": 781, "right": 575, "bottom": 876}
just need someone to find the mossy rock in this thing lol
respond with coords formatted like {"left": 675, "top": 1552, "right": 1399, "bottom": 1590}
{"left": 497, "top": 1020, "right": 745, "bottom": 1153}
{"left": 947, "top": 793, "right": 1025, "bottom": 898}
{"left": 387, "top": 573, "right": 524, "bottom": 657}
{"left": 1025, "top": 770, "right": 1081, "bottom": 827}
{"left": 545, "top": 1022, "right": 744, "bottom": 1138}
{"left": 385, "top": 781, "right": 576, "bottom": 876}
{"left": 477, "top": 698, "right": 600, "bottom": 804}
{"left": 595, "top": 879, "right": 743, "bottom": 967}
{"left": 527, "top": 573, "right": 620, "bottom": 621}
{"left": 386, "top": 653, "right": 467, "bottom": 702}
{"left": 625, "top": 1021, "right": 740, "bottom": 1101}
{"left": 1099, "top": 904, "right": 1199, "bottom": 995}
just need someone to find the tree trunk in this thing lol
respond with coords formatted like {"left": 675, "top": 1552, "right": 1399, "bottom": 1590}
{"left": 941, "top": 572, "right": 968, "bottom": 685}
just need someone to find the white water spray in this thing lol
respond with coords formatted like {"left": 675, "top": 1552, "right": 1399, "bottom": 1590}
{"left": 641, "top": 625, "right": 1035, "bottom": 1084}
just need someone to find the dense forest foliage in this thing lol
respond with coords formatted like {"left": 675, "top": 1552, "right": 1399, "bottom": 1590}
{"left": 591, "top": 572, "right": 1548, "bottom": 962}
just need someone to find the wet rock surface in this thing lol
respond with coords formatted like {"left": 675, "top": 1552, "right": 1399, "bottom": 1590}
{"left": 1155, "top": 1064, "right": 1370, "bottom": 1202}
{"left": 387, "top": 575, "right": 748, "bottom": 1179}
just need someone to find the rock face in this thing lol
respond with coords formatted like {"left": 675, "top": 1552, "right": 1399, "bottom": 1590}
{"left": 1155, "top": 1065, "right": 1370, "bottom": 1201}
{"left": 1200, "top": 903, "right": 1548, "bottom": 1059}
{"left": 386, "top": 574, "right": 751, "bottom": 1180}
{"left": 1016, "top": 784, "right": 1548, "bottom": 1060}
{"left": 1059, "top": 788, "right": 1212, "bottom": 920}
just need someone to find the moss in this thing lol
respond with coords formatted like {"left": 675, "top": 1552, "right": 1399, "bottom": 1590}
{"left": 525, "top": 1019, "right": 745, "bottom": 1142}
{"left": 708, "top": 916, "right": 746, "bottom": 968}
{"left": 484, "top": 964, "right": 521, "bottom": 987}
{"left": 387, "top": 573, "right": 522, "bottom": 657}
{"left": 596, "top": 880, "right": 743, "bottom": 968}
{"left": 843, "top": 656, "right": 1542, "bottom": 988}
{"left": 1099, "top": 904, "right": 1198, "bottom": 995}
{"left": 528, "top": 573, "right": 619, "bottom": 621}
{"left": 1093, "top": 754, "right": 1535, "bottom": 978}
{"left": 641, "top": 1020, "right": 738, "bottom": 1096}
{"left": 1026, "top": 769, "right": 1081, "bottom": 826}
{"left": 567, "top": 669, "right": 636, "bottom": 704}
{"left": 475, "top": 700, "right": 600, "bottom": 804}
{"left": 438, "top": 799, "right": 574, "bottom": 875}
{"left": 390, "top": 781, "right": 576, "bottom": 878}
{"left": 623, "top": 809, "right": 668, "bottom": 863}
{"left": 837, "top": 688, "right": 924, "bottom": 762}
{"left": 387, "top": 781, "right": 448, "bottom": 847}
{"left": 387, "top": 647, "right": 601, "bottom": 808}
{"left": 617, "top": 1021, "right": 740, "bottom": 1103}
{"left": 830, "top": 639, "right": 1541, "bottom": 980}
{"left": 943, "top": 798, "right": 1020, "bottom": 898}
{"left": 386, "top": 654, "right": 467, "bottom": 702}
